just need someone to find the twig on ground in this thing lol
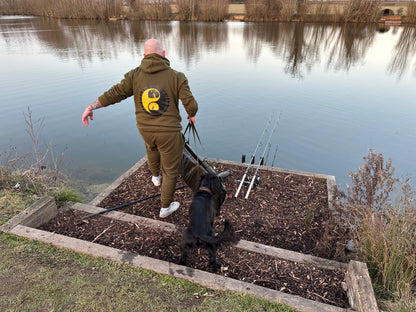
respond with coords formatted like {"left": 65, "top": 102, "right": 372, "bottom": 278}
{"left": 92, "top": 225, "right": 113, "bottom": 243}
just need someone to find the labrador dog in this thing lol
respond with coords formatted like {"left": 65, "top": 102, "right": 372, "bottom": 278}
{"left": 179, "top": 173, "right": 239, "bottom": 269}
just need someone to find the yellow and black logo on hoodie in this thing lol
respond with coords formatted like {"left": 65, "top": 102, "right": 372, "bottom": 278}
{"left": 140, "top": 86, "right": 169, "bottom": 116}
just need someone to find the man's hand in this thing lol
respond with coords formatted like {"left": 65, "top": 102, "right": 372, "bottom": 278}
{"left": 82, "top": 107, "right": 93, "bottom": 126}
{"left": 187, "top": 116, "right": 196, "bottom": 124}
{"left": 82, "top": 99, "right": 102, "bottom": 126}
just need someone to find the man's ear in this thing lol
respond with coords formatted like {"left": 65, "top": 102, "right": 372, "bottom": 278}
{"left": 163, "top": 50, "right": 166, "bottom": 57}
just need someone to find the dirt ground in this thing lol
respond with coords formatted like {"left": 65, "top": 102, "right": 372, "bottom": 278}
{"left": 40, "top": 161, "right": 351, "bottom": 309}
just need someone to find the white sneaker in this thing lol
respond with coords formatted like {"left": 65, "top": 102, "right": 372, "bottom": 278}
{"left": 159, "top": 202, "right": 180, "bottom": 218}
{"left": 152, "top": 175, "right": 162, "bottom": 186}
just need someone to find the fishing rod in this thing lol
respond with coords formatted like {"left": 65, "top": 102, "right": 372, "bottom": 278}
{"left": 245, "top": 116, "right": 280, "bottom": 199}
{"left": 234, "top": 115, "right": 274, "bottom": 198}
{"left": 271, "top": 144, "right": 279, "bottom": 167}
{"left": 82, "top": 185, "right": 188, "bottom": 220}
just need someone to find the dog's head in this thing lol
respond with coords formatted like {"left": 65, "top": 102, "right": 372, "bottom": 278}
{"left": 196, "top": 173, "right": 226, "bottom": 216}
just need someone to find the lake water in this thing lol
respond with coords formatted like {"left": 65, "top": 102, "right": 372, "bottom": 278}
{"left": 1, "top": 16, "right": 415, "bottom": 195}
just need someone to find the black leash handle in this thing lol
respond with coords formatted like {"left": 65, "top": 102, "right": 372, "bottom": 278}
{"left": 184, "top": 122, "right": 206, "bottom": 154}
{"left": 82, "top": 185, "right": 188, "bottom": 220}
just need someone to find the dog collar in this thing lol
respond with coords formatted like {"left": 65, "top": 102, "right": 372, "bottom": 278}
{"left": 198, "top": 187, "right": 212, "bottom": 194}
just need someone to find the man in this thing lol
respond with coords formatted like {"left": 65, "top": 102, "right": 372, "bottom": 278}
{"left": 82, "top": 39, "right": 198, "bottom": 218}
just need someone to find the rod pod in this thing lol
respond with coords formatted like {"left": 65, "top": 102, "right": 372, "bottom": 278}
{"left": 245, "top": 116, "right": 280, "bottom": 199}
{"left": 234, "top": 115, "right": 274, "bottom": 198}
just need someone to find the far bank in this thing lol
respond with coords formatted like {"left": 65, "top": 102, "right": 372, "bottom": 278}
{"left": 1, "top": 0, "right": 416, "bottom": 24}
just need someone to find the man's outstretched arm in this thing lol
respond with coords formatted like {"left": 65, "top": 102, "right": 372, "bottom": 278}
{"left": 82, "top": 99, "right": 102, "bottom": 126}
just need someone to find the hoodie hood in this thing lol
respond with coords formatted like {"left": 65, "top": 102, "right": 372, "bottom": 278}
{"left": 140, "top": 53, "right": 171, "bottom": 74}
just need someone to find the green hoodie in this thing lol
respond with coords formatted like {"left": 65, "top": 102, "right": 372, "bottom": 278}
{"left": 98, "top": 53, "right": 198, "bottom": 132}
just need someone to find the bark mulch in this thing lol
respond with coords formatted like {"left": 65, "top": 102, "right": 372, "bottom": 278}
{"left": 40, "top": 161, "right": 351, "bottom": 309}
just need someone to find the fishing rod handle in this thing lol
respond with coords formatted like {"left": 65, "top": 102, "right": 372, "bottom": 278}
{"left": 245, "top": 175, "right": 256, "bottom": 199}
{"left": 234, "top": 173, "right": 246, "bottom": 198}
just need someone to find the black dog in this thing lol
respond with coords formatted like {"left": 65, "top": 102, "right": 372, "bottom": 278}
{"left": 179, "top": 173, "right": 239, "bottom": 269}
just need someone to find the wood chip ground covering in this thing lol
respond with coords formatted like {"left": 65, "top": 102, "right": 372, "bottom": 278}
{"left": 40, "top": 161, "right": 350, "bottom": 308}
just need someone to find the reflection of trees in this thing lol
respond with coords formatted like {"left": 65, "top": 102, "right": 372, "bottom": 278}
{"left": 0, "top": 18, "right": 229, "bottom": 69}
{"left": 176, "top": 22, "right": 228, "bottom": 68}
{"left": 242, "top": 22, "right": 378, "bottom": 77}
{"left": 388, "top": 26, "right": 416, "bottom": 79}
{"left": 325, "top": 24, "right": 376, "bottom": 71}
{"left": 3, "top": 18, "right": 410, "bottom": 79}
{"left": 243, "top": 23, "right": 323, "bottom": 77}
{"left": 0, "top": 18, "right": 173, "bottom": 66}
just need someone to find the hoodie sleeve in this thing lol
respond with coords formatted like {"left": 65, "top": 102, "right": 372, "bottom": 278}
{"left": 98, "top": 69, "right": 135, "bottom": 107}
{"left": 177, "top": 72, "right": 198, "bottom": 117}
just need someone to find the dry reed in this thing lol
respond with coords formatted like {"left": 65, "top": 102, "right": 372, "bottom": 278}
{"left": 342, "top": 0, "right": 382, "bottom": 23}
{"left": 332, "top": 149, "right": 416, "bottom": 308}
{"left": 176, "top": 0, "right": 199, "bottom": 21}
{"left": 198, "top": 0, "right": 229, "bottom": 22}
{"left": 245, "top": 0, "right": 284, "bottom": 22}
{"left": 407, "top": 0, "right": 416, "bottom": 24}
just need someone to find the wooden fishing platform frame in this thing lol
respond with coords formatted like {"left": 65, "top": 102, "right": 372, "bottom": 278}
{"left": 1, "top": 157, "right": 379, "bottom": 312}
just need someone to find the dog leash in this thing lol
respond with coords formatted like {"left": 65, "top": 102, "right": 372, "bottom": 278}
{"left": 184, "top": 122, "right": 206, "bottom": 156}
{"left": 81, "top": 185, "right": 188, "bottom": 220}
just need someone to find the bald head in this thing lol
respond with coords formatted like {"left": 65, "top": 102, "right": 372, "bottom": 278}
{"left": 144, "top": 39, "right": 165, "bottom": 57}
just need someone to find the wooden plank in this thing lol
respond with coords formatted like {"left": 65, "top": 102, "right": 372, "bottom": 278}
{"left": 71, "top": 203, "right": 347, "bottom": 271}
{"left": 346, "top": 261, "right": 379, "bottom": 312}
{"left": 0, "top": 196, "right": 57, "bottom": 233}
{"left": 236, "top": 240, "right": 347, "bottom": 271}
{"left": 9, "top": 225, "right": 352, "bottom": 312}
{"left": 72, "top": 202, "right": 178, "bottom": 233}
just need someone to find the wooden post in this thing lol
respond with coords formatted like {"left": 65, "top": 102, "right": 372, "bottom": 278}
{"left": 345, "top": 260, "right": 379, "bottom": 312}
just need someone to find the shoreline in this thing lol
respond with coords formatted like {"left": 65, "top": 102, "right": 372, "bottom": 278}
{"left": 1, "top": 1, "right": 415, "bottom": 25}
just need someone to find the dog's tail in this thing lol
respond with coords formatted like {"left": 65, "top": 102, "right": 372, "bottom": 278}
{"left": 215, "top": 220, "right": 240, "bottom": 246}
{"left": 196, "top": 220, "right": 239, "bottom": 246}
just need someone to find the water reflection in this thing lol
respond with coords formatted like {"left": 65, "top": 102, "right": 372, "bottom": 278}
{"left": 388, "top": 26, "right": 416, "bottom": 78}
{"left": 1, "top": 17, "right": 415, "bottom": 79}
{"left": 177, "top": 22, "right": 228, "bottom": 67}
{"left": 243, "top": 23, "right": 382, "bottom": 77}
{"left": 326, "top": 24, "right": 376, "bottom": 71}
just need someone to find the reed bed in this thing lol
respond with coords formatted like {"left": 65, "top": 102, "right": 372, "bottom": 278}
{"left": 306, "top": 0, "right": 344, "bottom": 23}
{"left": 198, "top": 0, "right": 229, "bottom": 22}
{"left": 0, "top": 0, "right": 123, "bottom": 19}
{"left": 341, "top": 0, "right": 382, "bottom": 23}
{"left": 128, "top": 0, "right": 171, "bottom": 21}
{"left": 244, "top": 0, "right": 383, "bottom": 22}
{"left": 175, "top": 0, "right": 199, "bottom": 21}
{"left": 244, "top": 0, "right": 286, "bottom": 22}
{"left": 1, "top": 0, "right": 415, "bottom": 24}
